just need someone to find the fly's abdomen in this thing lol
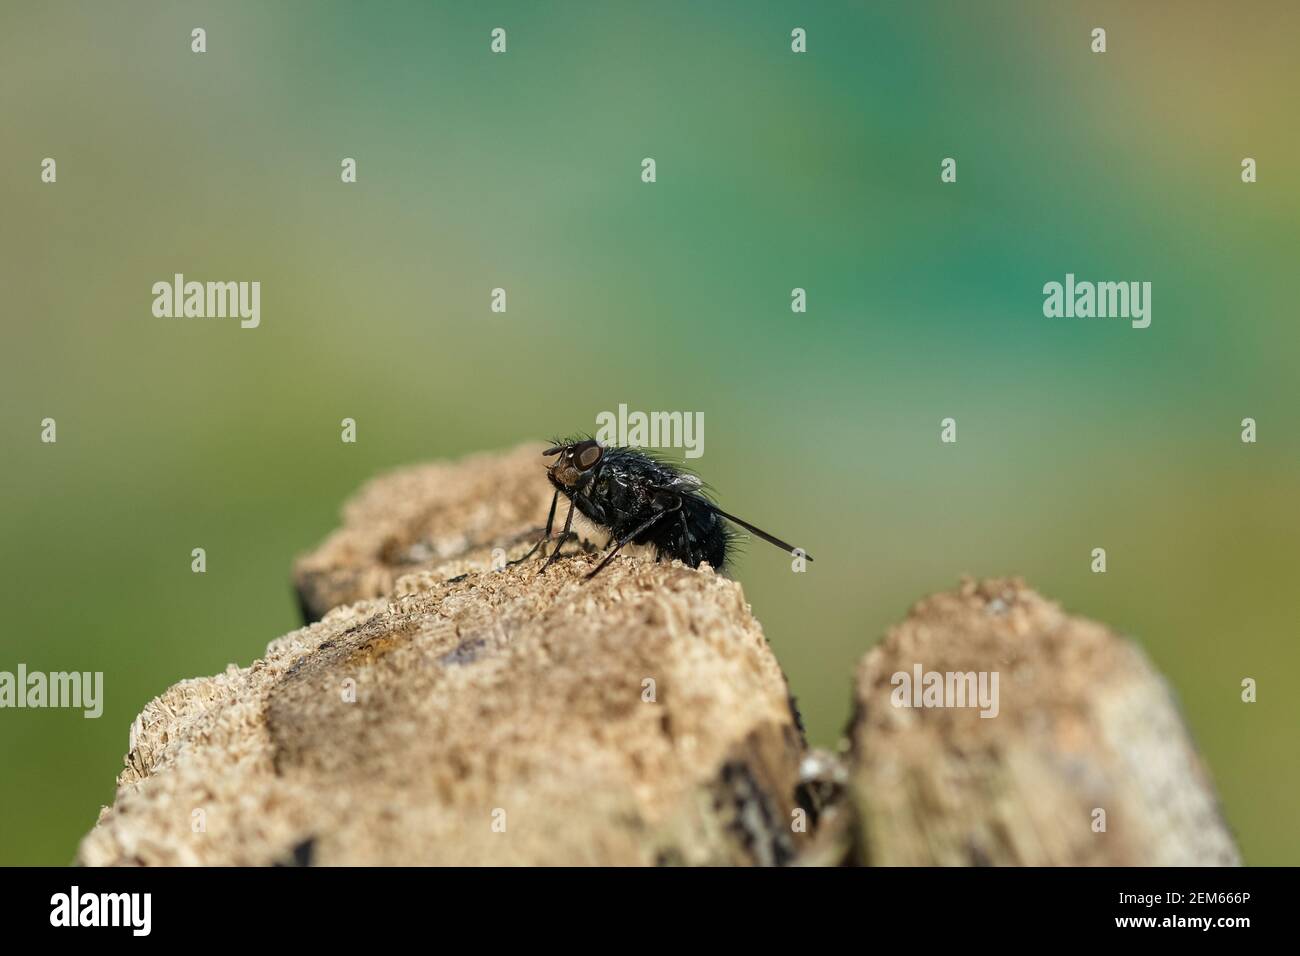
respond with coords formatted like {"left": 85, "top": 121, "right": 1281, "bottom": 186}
{"left": 648, "top": 496, "right": 728, "bottom": 570}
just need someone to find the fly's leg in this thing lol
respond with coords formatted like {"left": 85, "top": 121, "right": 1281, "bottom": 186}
{"left": 538, "top": 500, "right": 577, "bottom": 575}
{"left": 585, "top": 499, "right": 679, "bottom": 581}
{"left": 677, "top": 509, "right": 695, "bottom": 567}
{"left": 508, "top": 489, "right": 559, "bottom": 566}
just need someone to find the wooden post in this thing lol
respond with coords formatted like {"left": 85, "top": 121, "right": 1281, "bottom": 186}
{"left": 78, "top": 449, "right": 1240, "bottom": 866}
{"left": 79, "top": 445, "right": 808, "bottom": 866}
{"left": 846, "top": 577, "right": 1241, "bottom": 866}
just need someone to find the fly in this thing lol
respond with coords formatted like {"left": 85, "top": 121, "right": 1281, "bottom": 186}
{"left": 513, "top": 438, "right": 813, "bottom": 580}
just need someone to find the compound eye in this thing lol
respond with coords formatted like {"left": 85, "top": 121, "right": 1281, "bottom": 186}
{"left": 577, "top": 443, "right": 603, "bottom": 469}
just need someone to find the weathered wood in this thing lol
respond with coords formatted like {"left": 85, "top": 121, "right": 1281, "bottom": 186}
{"left": 78, "top": 448, "right": 809, "bottom": 866}
{"left": 293, "top": 443, "right": 555, "bottom": 622}
{"left": 78, "top": 448, "right": 1240, "bottom": 867}
{"left": 847, "top": 577, "right": 1241, "bottom": 866}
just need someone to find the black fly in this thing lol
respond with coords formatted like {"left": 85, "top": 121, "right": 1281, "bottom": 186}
{"left": 514, "top": 438, "right": 812, "bottom": 580}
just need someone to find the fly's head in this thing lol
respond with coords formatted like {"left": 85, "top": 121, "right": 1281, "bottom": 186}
{"left": 543, "top": 439, "right": 605, "bottom": 491}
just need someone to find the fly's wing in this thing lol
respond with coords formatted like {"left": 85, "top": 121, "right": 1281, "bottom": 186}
{"left": 645, "top": 470, "right": 812, "bottom": 560}
{"left": 709, "top": 506, "right": 813, "bottom": 561}
{"left": 652, "top": 473, "right": 704, "bottom": 494}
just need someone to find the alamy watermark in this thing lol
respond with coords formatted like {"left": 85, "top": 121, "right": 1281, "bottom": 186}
{"left": 152, "top": 273, "right": 260, "bottom": 329}
{"left": 1043, "top": 273, "right": 1151, "bottom": 329}
{"left": 891, "top": 664, "right": 999, "bottom": 718}
{"left": 594, "top": 404, "right": 704, "bottom": 458}
{"left": 50, "top": 886, "right": 150, "bottom": 936}
{"left": 0, "top": 664, "right": 102, "bottom": 718}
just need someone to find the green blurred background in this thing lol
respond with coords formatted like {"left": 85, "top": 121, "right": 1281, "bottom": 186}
{"left": 2, "top": 1, "right": 1296, "bottom": 865}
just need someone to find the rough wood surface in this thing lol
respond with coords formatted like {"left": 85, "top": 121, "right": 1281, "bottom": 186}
{"left": 77, "top": 447, "right": 1241, "bottom": 866}
{"left": 78, "top": 446, "right": 808, "bottom": 866}
{"left": 293, "top": 443, "right": 555, "bottom": 622}
{"left": 847, "top": 577, "right": 1241, "bottom": 866}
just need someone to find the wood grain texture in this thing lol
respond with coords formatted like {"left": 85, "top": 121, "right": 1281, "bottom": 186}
{"left": 77, "top": 449, "right": 1240, "bottom": 866}
{"left": 79, "top": 447, "right": 808, "bottom": 866}
{"left": 292, "top": 442, "right": 555, "bottom": 622}
{"left": 848, "top": 577, "right": 1241, "bottom": 866}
